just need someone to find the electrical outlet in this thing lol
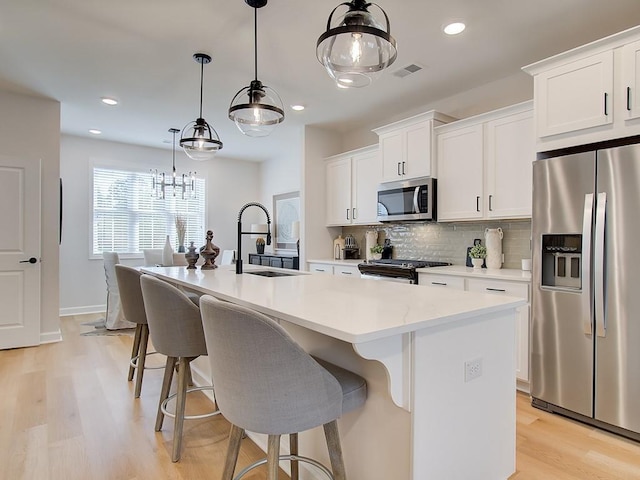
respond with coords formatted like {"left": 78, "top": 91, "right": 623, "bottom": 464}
{"left": 464, "top": 358, "right": 483, "bottom": 382}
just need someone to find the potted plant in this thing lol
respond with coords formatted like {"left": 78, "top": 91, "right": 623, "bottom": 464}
{"left": 255, "top": 237, "right": 265, "bottom": 254}
{"left": 468, "top": 244, "right": 487, "bottom": 269}
{"left": 370, "top": 244, "right": 384, "bottom": 261}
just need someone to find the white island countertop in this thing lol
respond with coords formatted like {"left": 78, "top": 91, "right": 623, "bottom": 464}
{"left": 141, "top": 264, "right": 525, "bottom": 344}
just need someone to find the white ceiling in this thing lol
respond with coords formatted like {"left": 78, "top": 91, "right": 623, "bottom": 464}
{"left": 1, "top": 1, "right": 639, "bottom": 162}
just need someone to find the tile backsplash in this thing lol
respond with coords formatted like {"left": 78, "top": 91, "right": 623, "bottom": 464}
{"left": 343, "top": 220, "right": 532, "bottom": 269}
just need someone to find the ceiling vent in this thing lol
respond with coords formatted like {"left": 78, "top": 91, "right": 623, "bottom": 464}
{"left": 393, "top": 63, "right": 423, "bottom": 78}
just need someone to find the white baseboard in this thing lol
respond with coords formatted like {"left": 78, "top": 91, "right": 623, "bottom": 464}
{"left": 59, "top": 304, "right": 106, "bottom": 317}
{"left": 40, "top": 330, "right": 62, "bottom": 344}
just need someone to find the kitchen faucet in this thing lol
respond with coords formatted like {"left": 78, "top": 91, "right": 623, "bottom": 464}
{"left": 236, "top": 202, "right": 271, "bottom": 274}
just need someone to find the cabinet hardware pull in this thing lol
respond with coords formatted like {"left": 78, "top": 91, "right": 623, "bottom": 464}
{"left": 486, "top": 288, "right": 506, "bottom": 292}
{"left": 352, "top": 208, "right": 356, "bottom": 219}
{"left": 346, "top": 208, "right": 349, "bottom": 220}
{"left": 604, "top": 92, "right": 609, "bottom": 116}
{"left": 432, "top": 282, "right": 447, "bottom": 286}
{"left": 397, "top": 162, "right": 401, "bottom": 176}
{"left": 316, "top": 269, "right": 325, "bottom": 272}
{"left": 402, "top": 162, "right": 406, "bottom": 175}
{"left": 489, "top": 195, "right": 493, "bottom": 211}
{"left": 341, "top": 272, "right": 352, "bottom": 275}
{"left": 476, "top": 196, "right": 480, "bottom": 212}
{"left": 628, "top": 87, "right": 632, "bottom": 111}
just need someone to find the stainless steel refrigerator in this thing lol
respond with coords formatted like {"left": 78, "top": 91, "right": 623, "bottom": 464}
{"left": 532, "top": 138, "right": 640, "bottom": 440}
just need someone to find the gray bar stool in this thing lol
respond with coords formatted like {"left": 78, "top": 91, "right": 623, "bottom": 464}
{"left": 199, "top": 295, "right": 367, "bottom": 480}
{"left": 140, "top": 274, "right": 220, "bottom": 462}
{"left": 115, "top": 265, "right": 164, "bottom": 398}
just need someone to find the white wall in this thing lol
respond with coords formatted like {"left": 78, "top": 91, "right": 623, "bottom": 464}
{"left": 0, "top": 89, "right": 60, "bottom": 341}
{"left": 59, "top": 135, "right": 260, "bottom": 314}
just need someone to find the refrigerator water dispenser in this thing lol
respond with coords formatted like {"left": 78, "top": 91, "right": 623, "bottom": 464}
{"left": 541, "top": 234, "right": 582, "bottom": 290}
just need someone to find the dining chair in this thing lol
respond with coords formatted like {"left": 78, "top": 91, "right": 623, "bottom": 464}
{"left": 103, "top": 252, "right": 135, "bottom": 330}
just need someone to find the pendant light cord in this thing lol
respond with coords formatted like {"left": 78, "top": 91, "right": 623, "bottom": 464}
{"left": 199, "top": 60, "right": 204, "bottom": 118}
{"left": 172, "top": 129, "right": 177, "bottom": 173}
{"left": 253, "top": 6, "right": 258, "bottom": 81}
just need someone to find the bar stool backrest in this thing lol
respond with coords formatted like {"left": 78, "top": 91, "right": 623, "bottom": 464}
{"left": 115, "top": 265, "right": 147, "bottom": 325}
{"left": 199, "top": 295, "right": 343, "bottom": 436}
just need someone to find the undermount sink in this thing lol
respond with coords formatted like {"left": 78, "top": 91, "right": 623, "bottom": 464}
{"left": 245, "top": 270, "right": 297, "bottom": 278}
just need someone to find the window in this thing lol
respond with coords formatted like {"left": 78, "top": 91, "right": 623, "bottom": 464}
{"left": 92, "top": 167, "right": 205, "bottom": 256}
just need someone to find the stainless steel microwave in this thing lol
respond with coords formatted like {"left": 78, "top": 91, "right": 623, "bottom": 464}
{"left": 377, "top": 177, "right": 436, "bottom": 222}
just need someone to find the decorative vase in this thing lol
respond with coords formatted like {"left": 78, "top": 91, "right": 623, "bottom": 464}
{"left": 256, "top": 241, "right": 265, "bottom": 254}
{"left": 471, "top": 258, "right": 484, "bottom": 269}
{"left": 162, "top": 235, "right": 174, "bottom": 266}
{"left": 178, "top": 245, "right": 185, "bottom": 253}
{"left": 372, "top": 252, "right": 382, "bottom": 261}
{"left": 200, "top": 230, "right": 220, "bottom": 270}
{"left": 185, "top": 241, "right": 199, "bottom": 269}
{"left": 485, "top": 228, "right": 504, "bottom": 269}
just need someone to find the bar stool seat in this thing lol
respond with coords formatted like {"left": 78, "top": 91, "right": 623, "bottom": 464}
{"left": 140, "top": 274, "right": 220, "bottom": 462}
{"left": 199, "top": 295, "right": 367, "bottom": 480}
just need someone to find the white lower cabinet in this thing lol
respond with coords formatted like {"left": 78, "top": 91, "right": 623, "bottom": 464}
{"left": 419, "top": 272, "right": 531, "bottom": 387}
{"left": 308, "top": 263, "right": 360, "bottom": 277}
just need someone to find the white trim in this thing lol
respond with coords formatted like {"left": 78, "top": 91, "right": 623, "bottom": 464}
{"left": 40, "top": 330, "right": 63, "bottom": 344}
{"left": 59, "top": 304, "right": 106, "bottom": 316}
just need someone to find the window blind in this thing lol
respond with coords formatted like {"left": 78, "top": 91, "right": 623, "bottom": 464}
{"left": 92, "top": 167, "right": 205, "bottom": 255}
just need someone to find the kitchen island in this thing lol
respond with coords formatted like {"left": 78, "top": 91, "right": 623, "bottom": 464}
{"left": 142, "top": 265, "right": 525, "bottom": 480}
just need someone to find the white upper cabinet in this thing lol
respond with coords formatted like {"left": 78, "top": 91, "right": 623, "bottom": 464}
{"left": 534, "top": 51, "right": 613, "bottom": 138}
{"left": 622, "top": 38, "right": 640, "bottom": 121}
{"left": 325, "top": 145, "right": 380, "bottom": 226}
{"left": 374, "top": 111, "right": 456, "bottom": 183}
{"left": 436, "top": 102, "right": 534, "bottom": 222}
{"left": 523, "top": 25, "right": 640, "bottom": 151}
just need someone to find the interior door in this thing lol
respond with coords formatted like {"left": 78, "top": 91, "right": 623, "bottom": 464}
{"left": 0, "top": 155, "right": 41, "bottom": 349}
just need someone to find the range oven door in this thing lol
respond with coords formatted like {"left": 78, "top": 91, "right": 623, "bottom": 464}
{"left": 360, "top": 273, "right": 414, "bottom": 284}
{"left": 377, "top": 177, "right": 436, "bottom": 222}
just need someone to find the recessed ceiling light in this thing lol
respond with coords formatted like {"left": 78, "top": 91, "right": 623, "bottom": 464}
{"left": 291, "top": 105, "right": 305, "bottom": 111}
{"left": 443, "top": 22, "right": 466, "bottom": 35}
{"left": 101, "top": 97, "right": 118, "bottom": 106}
{"left": 89, "top": 129, "right": 102, "bottom": 135}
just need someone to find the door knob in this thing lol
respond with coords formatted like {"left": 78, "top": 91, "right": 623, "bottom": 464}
{"left": 20, "top": 257, "right": 38, "bottom": 264}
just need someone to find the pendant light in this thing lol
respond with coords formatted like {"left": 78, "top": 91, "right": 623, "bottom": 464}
{"left": 152, "top": 128, "right": 196, "bottom": 200}
{"left": 180, "top": 53, "right": 223, "bottom": 160}
{"left": 316, "top": 0, "right": 397, "bottom": 88}
{"left": 228, "top": 0, "right": 284, "bottom": 137}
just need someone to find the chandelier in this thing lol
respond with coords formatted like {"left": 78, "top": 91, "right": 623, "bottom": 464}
{"left": 152, "top": 128, "right": 196, "bottom": 199}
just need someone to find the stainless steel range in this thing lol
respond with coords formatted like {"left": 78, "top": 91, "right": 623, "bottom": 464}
{"left": 357, "top": 259, "right": 450, "bottom": 284}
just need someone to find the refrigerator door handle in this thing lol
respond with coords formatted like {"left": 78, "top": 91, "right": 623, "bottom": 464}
{"left": 595, "top": 192, "right": 607, "bottom": 337}
{"left": 582, "top": 193, "right": 594, "bottom": 335}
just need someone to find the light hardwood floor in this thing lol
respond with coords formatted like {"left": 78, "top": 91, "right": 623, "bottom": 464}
{"left": 1, "top": 314, "right": 640, "bottom": 480}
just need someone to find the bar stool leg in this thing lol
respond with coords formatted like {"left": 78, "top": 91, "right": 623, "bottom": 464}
{"left": 128, "top": 324, "right": 143, "bottom": 381}
{"left": 222, "top": 424, "right": 244, "bottom": 480}
{"left": 323, "top": 420, "right": 346, "bottom": 480}
{"left": 171, "top": 357, "right": 190, "bottom": 462}
{"left": 156, "top": 356, "right": 176, "bottom": 432}
{"left": 289, "top": 433, "right": 299, "bottom": 480}
{"left": 134, "top": 324, "right": 149, "bottom": 398}
{"left": 267, "top": 434, "right": 281, "bottom": 480}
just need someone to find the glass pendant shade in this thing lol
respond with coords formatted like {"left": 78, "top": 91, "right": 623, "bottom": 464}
{"left": 180, "top": 117, "right": 223, "bottom": 161}
{"left": 228, "top": 0, "right": 284, "bottom": 137}
{"left": 180, "top": 53, "right": 223, "bottom": 160}
{"left": 229, "top": 80, "right": 284, "bottom": 137}
{"left": 317, "top": 0, "right": 397, "bottom": 88}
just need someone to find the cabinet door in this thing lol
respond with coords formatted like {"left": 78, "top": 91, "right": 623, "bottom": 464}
{"left": 325, "top": 157, "right": 352, "bottom": 226}
{"left": 515, "top": 304, "right": 530, "bottom": 383}
{"left": 308, "top": 263, "right": 333, "bottom": 274}
{"left": 404, "top": 121, "right": 432, "bottom": 179}
{"left": 380, "top": 131, "right": 403, "bottom": 182}
{"left": 622, "top": 39, "right": 640, "bottom": 121}
{"left": 418, "top": 273, "right": 465, "bottom": 290}
{"left": 334, "top": 265, "right": 360, "bottom": 277}
{"left": 485, "top": 110, "right": 534, "bottom": 219}
{"left": 352, "top": 149, "right": 381, "bottom": 224}
{"left": 436, "top": 124, "right": 484, "bottom": 221}
{"left": 536, "top": 51, "right": 614, "bottom": 137}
